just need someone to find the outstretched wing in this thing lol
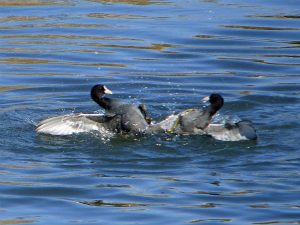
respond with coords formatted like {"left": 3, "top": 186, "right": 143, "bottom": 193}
{"left": 203, "top": 120, "right": 257, "bottom": 141}
{"left": 36, "top": 113, "right": 113, "bottom": 135}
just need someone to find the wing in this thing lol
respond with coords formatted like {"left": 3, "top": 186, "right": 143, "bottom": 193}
{"left": 156, "top": 114, "right": 180, "bottom": 132}
{"left": 36, "top": 113, "right": 114, "bottom": 136}
{"left": 179, "top": 108, "right": 208, "bottom": 132}
{"left": 203, "top": 120, "right": 257, "bottom": 141}
{"left": 234, "top": 121, "right": 257, "bottom": 140}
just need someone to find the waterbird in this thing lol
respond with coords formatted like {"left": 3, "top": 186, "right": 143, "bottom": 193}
{"left": 158, "top": 94, "right": 257, "bottom": 141}
{"left": 36, "top": 85, "right": 163, "bottom": 135}
{"left": 36, "top": 86, "right": 257, "bottom": 141}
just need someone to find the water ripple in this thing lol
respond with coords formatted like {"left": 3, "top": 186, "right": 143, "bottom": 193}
{"left": 1, "top": 0, "right": 300, "bottom": 224}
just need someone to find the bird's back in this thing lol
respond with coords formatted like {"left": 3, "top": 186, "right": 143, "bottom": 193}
{"left": 101, "top": 98, "right": 148, "bottom": 132}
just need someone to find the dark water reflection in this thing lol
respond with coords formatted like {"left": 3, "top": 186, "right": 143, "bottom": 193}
{"left": 1, "top": 0, "right": 300, "bottom": 224}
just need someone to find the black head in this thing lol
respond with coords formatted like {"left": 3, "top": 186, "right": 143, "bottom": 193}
{"left": 202, "top": 94, "right": 224, "bottom": 112}
{"left": 91, "top": 84, "right": 112, "bottom": 103}
{"left": 209, "top": 94, "right": 224, "bottom": 106}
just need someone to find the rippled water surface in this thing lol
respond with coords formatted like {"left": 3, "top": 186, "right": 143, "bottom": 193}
{"left": 1, "top": 0, "right": 300, "bottom": 224}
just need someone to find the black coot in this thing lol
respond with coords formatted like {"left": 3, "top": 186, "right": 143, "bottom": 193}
{"left": 91, "top": 84, "right": 155, "bottom": 133}
{"left": 168, "top": 94, "right": 224, "bottom": 134}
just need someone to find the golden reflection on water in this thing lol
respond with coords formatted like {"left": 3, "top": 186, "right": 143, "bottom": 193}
{"left": 0, "top": 0, "right": 162, "bottom": 6}
{"left": 0, "top": 47, "right": 112, "bottom": 54}
{"left": 1, "top": 58, "right": 59, "bottom": 65}
{"left": 0, "top": 163, "right": 39, "bottom": 169}
{"left": 246, "top": 14, "right": 300, "bottom": 20}
{"left": 0, "top": 57, "right": 127, "bottom": 68}
{"left": 0, "top": 0, "right": 73, "bottom": 6}
{"left": 252, "top": 221, "right": 300, "bottom": 225}
{"left": 1, "top": 34, "right": 141, "bottom": 41}
{"left": 129, "top": 191, "right": 170, "bottom": 198}
{"left": 1, "top": 34, "right": 179, "bottom": 53}
{"left": 108, "top": 71, "right": 235, "bottom": 77}
{"left": 187, "top": 219, "right": 232, "bottom": 224}
{"left": 2, "top": 72, "right": 111, "bottom": 78}
{"left": 218, "top": 57, "right": 300, "bottom": 67}
{"left": 5, "top": 40, "right": 178, "bottom": 53}
{"left": 190, "top": 189, "right": 260, "bottom": 197}
{"left": 75, "top": 199, "right": 222, "bottom": 209}
{"left": 0, "top": 16, "right": 46, "bottom": 22}
{"left": 250, "top": 204, "right": 270, "bottom": 208}
{"left": 84, "top": 0, "right": 162, "bottom": 6}
{"left": 0, "top": 180, "right": 37, "bottom": 187}
{"left": 0, "top": 219, "right": 37, "bottom": 224}
{"left": 76, "top": 199, "right": 150, "bottom": 207}
{"left": 261, "top": 55, "right": 300, "bottom": 58}
{"left": 0, "top": 85, "right": 34, "bottom": 92}
{"left": 86, "top": 12, "right": 170, "bottom": 19}
{"left": 0, "top": 23, "right": 117, "bottom": 30}
{"left": 192, "top": 34, "right": 229, "bottom": 40}
{"left": 220, "top": 25, "right": 299, "bottom": 31}
{"left": 0, "top": 105, "right": 36, "bottom": 112}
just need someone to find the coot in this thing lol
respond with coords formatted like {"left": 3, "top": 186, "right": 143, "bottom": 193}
{"left": 157, "top": 93, "right": 257, "bottom": 141}
{"left": 36, "top": 85, "right": 162, "bottom": 135}
{"left": 166, "top": 94, "right": 224, "bottom": 134}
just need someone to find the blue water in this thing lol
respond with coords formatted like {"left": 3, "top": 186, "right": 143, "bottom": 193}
{"left": 1, "top": 0, "right": 300, "bottom": 224}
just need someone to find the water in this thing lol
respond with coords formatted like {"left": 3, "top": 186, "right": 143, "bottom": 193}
{"left": 1, "top": 0, "right": 300, "bottom": 224}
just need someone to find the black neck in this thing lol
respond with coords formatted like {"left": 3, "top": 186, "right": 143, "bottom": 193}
{"left": 208, "top": 100, "right": 223, "bottom": 116}
{"left": 92, "top": 95, "right": 110, "bottom": 110}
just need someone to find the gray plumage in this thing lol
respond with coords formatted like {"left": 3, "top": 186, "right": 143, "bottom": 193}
{"left": 165, "top": 94, "right": 224, "bottom": 134}
{"left": 91, "top": 84, "right": 149, "bottom": 133}
{"left": 203, "top": 120, "right": 257, "bottom": 141}
{"left": 36, "top": 85, "right": 163, "bottom": 135}
{"left": 36, "top": 113, "right": 121, "bottom": 135}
